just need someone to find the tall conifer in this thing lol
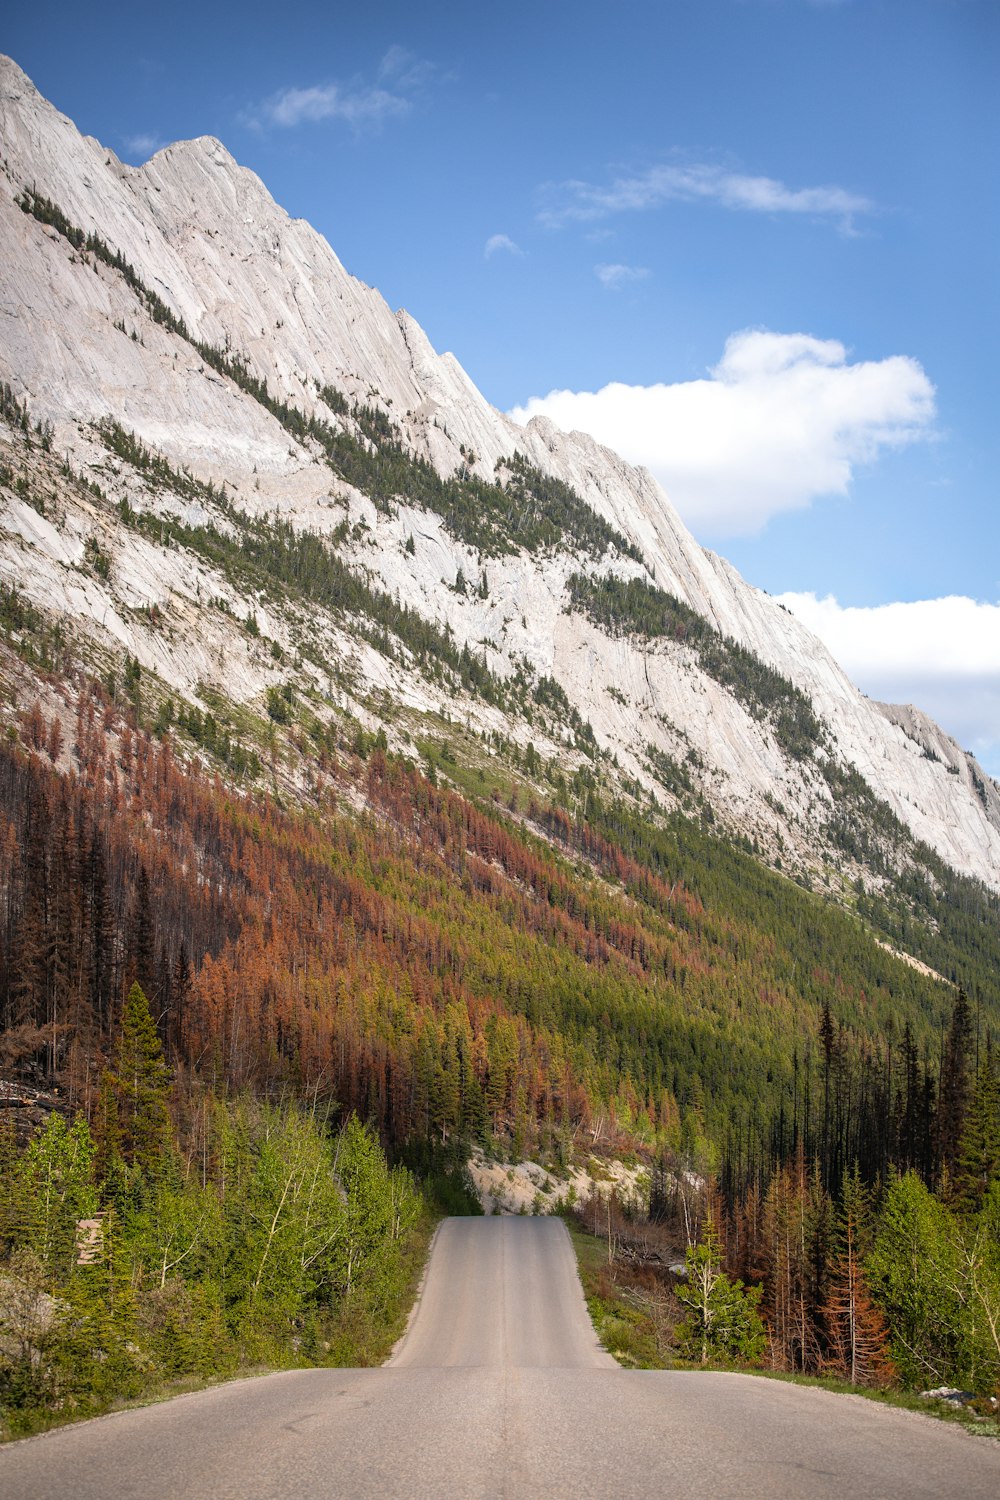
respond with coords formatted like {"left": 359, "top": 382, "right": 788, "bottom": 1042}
{"left": 111, "top": 982, "right": 172, "bottom": 1176}
{"left": 938, "top": 988, "right": 974, "bottom": 1188}
{"left": 955, "top": 1039, "right": 1000, "bottom": 1212}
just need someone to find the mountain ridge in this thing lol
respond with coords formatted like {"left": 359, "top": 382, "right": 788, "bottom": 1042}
{"left": 1, "top": 51, "right": 998, "bottom": 896}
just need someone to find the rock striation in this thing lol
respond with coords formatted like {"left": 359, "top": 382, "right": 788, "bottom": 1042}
{"left": 2, "top": 52, "right": 998, "bottom": 891}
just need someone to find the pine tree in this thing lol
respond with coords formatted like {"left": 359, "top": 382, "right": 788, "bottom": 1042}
{"left": 110, "top": 982, "right": 172, "bottom": 1176}
{"left": 894, "top": 1021, "right": 921, "bottom": 1172}
{"left": 822, "top": 1171, "right": 895, "bottom": 1386}
{"left": 937, "top": 988, "right": 973, "bottom": 1185}
{"left": 676, "top": 1215, "right": 767, "bottom": 1366}
{"left": 954, "top": 1039, "right": 1000, "bottom": 1213}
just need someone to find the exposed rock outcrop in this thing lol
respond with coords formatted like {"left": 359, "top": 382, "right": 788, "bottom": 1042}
{"left": 1, "top": 53, "right": 997, "bottom": 889}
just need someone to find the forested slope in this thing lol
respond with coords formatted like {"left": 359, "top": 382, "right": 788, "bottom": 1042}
{"left": 1, "top": 675, "right": 983, "bottom": 1161}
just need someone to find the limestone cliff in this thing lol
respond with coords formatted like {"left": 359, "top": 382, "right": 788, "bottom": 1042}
{"left": 1, "top": 54, "right": 997, "bottom": 891}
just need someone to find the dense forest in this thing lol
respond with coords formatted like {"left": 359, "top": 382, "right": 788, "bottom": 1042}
{"left": 0, "top": 986, "right": 430, "bottom": 1435}
{"left": 0, "top": 682, "right": 975, "bottom": 1156}
{"left": 0, "top": 666, "right": 997, "bottom": 1431}
{"left": 590, "top": 1001, "right": 1000, "bottom": 1404}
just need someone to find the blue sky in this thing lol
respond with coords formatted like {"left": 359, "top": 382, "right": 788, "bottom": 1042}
{"left": 7, "top": 1, "right": 1000, "bottom": 769}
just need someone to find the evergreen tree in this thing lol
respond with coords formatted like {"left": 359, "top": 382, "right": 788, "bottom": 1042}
{"left": 954, "top": 1039, "right": 1000, "bottom": 1213}
{"left": 821, "top": 1171, "right": 895, "bottom": 1386}
{"left": 675, "top": 1216, "right": 767, "bottom": 1365}
{"left": 937, "top": 988, "right": 973, "bottom": 1186}
{"left": 110, "top": 982, "right": 173, "bottom": 1176}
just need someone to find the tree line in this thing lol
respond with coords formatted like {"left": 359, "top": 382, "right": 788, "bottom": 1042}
{"left": 5, "top": 684, "right": 979, "bottom": 1167}
{"left": 632, "top": 984, "right": 1000, "bottom": 1396}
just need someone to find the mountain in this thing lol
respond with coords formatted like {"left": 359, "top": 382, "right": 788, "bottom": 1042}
{"left": 1, "top": 47, "right": 999, "bottom": 1243}
{"left": 1, "top": 54, "right": 998, "bottom": 903}
{"left": 2, "top": 56, "right": 999, "bottom": 897}
{"left": 2, "top": 43, "right": 1000, "bottom": 1040}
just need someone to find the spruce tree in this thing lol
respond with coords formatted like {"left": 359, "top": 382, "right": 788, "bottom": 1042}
{"left": 937, "top": 988, "right": 973, "bottom": 1186}
{"left": 676, "top": 1216, "right": 767, "bottom": 1366}
{"left": 955, "top": 1039, "right": 1000, "bottom": 1213}
{"left": 111, "top": 982, "right": 172, "bottom": 1177}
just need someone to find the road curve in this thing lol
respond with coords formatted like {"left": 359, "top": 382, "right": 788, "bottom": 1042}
{"left": 2, "top": 1216, "right": 998, "bottom": 1500}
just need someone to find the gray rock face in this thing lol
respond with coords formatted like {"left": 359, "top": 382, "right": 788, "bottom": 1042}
{"left": 2, "top": 52, "right": 998, "bottom": 890}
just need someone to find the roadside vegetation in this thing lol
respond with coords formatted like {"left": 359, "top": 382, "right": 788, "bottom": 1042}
{"left": 573, "top": 1196, "right": 997, "bottom": 1435}
{"left": 0, "top": 981, "right": 437, "bottom": 1438}
{"left": 566, "top": 1088, "right": 1000, "bottom": 1433}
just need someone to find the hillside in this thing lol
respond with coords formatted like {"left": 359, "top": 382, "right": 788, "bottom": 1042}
{"left": 0, "top": 52, "right": 998, "bottom": 1148}
{"left": 1, "top": 53, "right": 998, "bottom": 901}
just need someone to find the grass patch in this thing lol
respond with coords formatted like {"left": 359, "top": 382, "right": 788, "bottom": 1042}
{"left": 567, "top": 1224, "right": 665, "bottom": 1369}
{"left": 740, "top": 1368, "right": 1000, "bottom": 1439}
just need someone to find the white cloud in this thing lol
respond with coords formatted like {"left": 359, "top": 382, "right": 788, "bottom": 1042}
{"left": 256, "top": 82, "right": 408, "bottom": 130}
{"left": 595, "top": 263, "right": 649, "bottom": 289}
{"left": 122, "top": 132, "right": 164, "bottom": 159}
{"left": 509, "top": 330, "right": 935, "bottom": 535}
{"left": 540, "top": 161, "right": 872, "bottom": 233}
{"left": 245, "top": 47, "right": 437, "bottom": 132}
{"left": 379, "top": 45, "right": 438, "bottom": 91}
{"left": 484, "top": 233, "right": 523, "bottom": 259}
{"left": 776, "top": 591, "right": 1000, "bottom": 774}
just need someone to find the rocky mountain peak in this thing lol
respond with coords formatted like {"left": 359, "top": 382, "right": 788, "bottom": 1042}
{"left": 1, "top": 55, "right": 998, "bottom": 897}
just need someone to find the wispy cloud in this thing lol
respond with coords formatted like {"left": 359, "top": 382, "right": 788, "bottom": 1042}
{"left": 244, "top": 47, "right": 436, "bottom": 132}
{"left": 122, "top": 132, "right": 165, "bottom": 160}
{"left": 510, "top": 330, "right": 934, "bottom": 536}
{"left": 595, "top": 263, "right": 649, "bottom": 290}
{"left": 254, "top": 81, "right": 408, "bottom": 130}
{"left": 540, "top": 161, "right": 872, "bottom": 234}
{"left": 379, "top": 44, "right": 439, "bottom": 92}
{"left": 484, "top": 233, "right": 523, "bottom": 259}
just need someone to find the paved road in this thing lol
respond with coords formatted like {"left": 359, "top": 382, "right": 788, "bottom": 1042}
{"left": 3, "top": 1216, "right": 999, "bottom": 1499}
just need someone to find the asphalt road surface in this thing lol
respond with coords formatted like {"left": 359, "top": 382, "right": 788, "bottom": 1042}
{"left": 3, "top": 1216, "right": 999, "bottom": 1499}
